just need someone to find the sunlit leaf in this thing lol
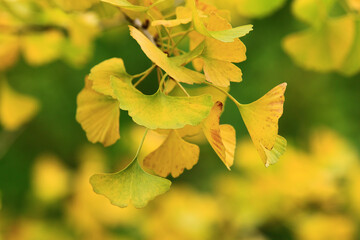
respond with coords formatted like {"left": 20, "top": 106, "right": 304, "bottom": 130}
{"left": 111, "top": 75, "right": 213, "bottom": 129}
{"left": 189, "top": 0, "right": 253, "bottom": 42}
{"left": 21, "top": 30, "right": 64, "bottom": 66}
{"left": 283, "top": 15, "right": 355, "bottom": 72}
{"left": 90, "top": 158, "right": 171, "bottom": 208}
{"left": 152, "top": 6, "right": 192, "bottom": 27}
{"left": 203, "top": 58, "right": 242, "bottom": 87}
{"left": 238, "top": 83, "right": 287, "bottom": 166}
{"left": 76, "top": 78, "right": 120, "bottom": 147}
{"left": 55, "top": 0, "right": 99, "bottom": 11}
{"left": 292, "top": 0, "right": 336, "bottom": 26}
{"left": 0, "top": 80, "right": 39, "bottom": 131}
{"left": 89, "top": 58, "right": 132, "bottom": 98}
{"left": 202, "top": 102, "right": 235, "bottom": 169}
{"left": 0, "top": 34, "right": 19, "bottom": 70}
{"left": 234, "top": 0, "right": 286, "bottom": 18}
{"left": 143, "top": 130, "right": 200, "bottom": 177}
{"left": 338, "top": 19, "right": 360, "bottom": 76}
{"left": 129, "top": 26, "right": 206, "bottom": 84}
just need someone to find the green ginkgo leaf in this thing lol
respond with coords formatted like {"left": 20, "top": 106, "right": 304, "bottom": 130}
{"left": 189, "top": 0, "right": 253, "bottom": 42}
{"left": 90, "top": 158, "right": 171, "bottom": 208}
{"left": 111, "top": 75, "right": 213, "bottom": 129}
{"left": 129, "top": 26, "right": 206, "bottom": 84}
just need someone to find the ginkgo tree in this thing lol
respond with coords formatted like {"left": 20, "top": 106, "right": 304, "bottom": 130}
{"left": 75, "top": 0, "right": 288, "bottom": 208}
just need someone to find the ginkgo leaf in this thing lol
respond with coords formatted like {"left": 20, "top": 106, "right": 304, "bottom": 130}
{"left": 76, "top": 78, "right": 120, "bottom": 147}
{"left": 238, "top": 83, "right": 287, "bottom": 166}
{"left": 101, "top": 0, "right": 148, "bottom": 11}
{"left": 169, "top": 41, "right": 205, "bottom": 66}
{"left": 21, "top": 30, "right": 64, "bottom": 66}
{"left": 152, "top": 6, "right": 192, "bottom": 27}
{"left": 338, "top": 20, "right": 360, "bottom": 76}
{"left": 263, "top": 135, "right": 287, "bottom": 167}
{"left": 189, "top": 0, "right": 253, "bottom": 42}
{"left": 347, "top": 0, "right": 360, "bottom": 11}
{"left": 234, "top": 0, "right": 286, "bottom": 18}
{"left": 90, "top": 158, "right": 171, "bottom": 208}
{"left": 0, "top": 34, "right": 19, "bottom": 70}
{"left": 54, "top": 0, "right": 99, "bottom": 11}
{"left": 203, "top": 58, "right": 242, "bottom": 87}
{"left": 111, "top": 75, "right": 213, "bottom": 129}
{"left": 0, "top": 80, "right": 39, "bottom": 131}
{"left": 283, "top": 15, "right": 355, "bottom": 72}
{"left": 143, "top": 130, "right": 200, "bottom": 177}
{"left": 202, "top": 102, "right": 235, "bottom": 169}
{"left": 292, "top": 0, "right": 336, "bottom": 26}
{"left": 89, "top": 58, "right": 132, "bottom": 98}
{"left": 129, "top": 26, "right": 206, "bottom": 84}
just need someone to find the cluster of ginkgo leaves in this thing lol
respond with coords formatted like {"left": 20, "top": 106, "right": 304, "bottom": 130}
{"left": 283, "top": 0, "right": 360, "bottom": 75}
{"left": 75, "top": 0, "right": 288, "bottom": 208}
{"left": 0, "top": 0, "right": 99, "bottom": 131}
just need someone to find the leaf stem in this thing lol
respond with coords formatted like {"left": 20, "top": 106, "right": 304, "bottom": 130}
{"left": 159, "top": 73, "right": 168, "bottom": 91}
{"left": 170, "top": 30, "right": 191, "bottom": 55}
{"left": 134, "top": 128, "right": 149, "bottom": 159}
{"left": 204, "top": 82, "right": 241, "bottom": 106}
{"left": 173, "top": 79, "right": 190, "bottom": 97}
{"left": 133, "top": 65, "right": 156, "bottom": 87}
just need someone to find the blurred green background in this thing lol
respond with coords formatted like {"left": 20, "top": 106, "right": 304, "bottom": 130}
{"left": 1, "top": 0, "right": 360, "bottom": 239}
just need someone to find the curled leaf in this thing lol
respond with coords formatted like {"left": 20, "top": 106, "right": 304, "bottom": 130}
{"left": 143, "top": 130, "right": 200, "bottom": 177}
{"left": 238, "top": 83, "right": 287, "bottom": 166}
{"left": 90, "top": 158, "right": 171, "bottom": 208}
{"left": 129, "top": 26, "right": 205, "bottom": 84}
{"left": 76, "top": 78, "right": 120, "bottom": 147}
{"left": 111, "top": 75, "right": 213, "bottom": 129}
{"left": 89, "top": 58, "right": 132, "bottom": 98}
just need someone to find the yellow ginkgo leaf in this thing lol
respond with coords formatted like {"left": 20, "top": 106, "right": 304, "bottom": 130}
{"left": 347, "top": 0, "right": 360, "bottom": 11}
{"left": 111, "top": 75, "right": 213, "bottom": 129}
{"left": 151, "top": 6, "right": 192, "bottom": 27}
{"left": 238, "top": 83, "right": 287, "bottom": 166}
{"left": 101, "top": 0, "right": 148, "bottom": 11}
{"left": 129, "top": 26, "right": 206, "bottom": 84}
{"left": 54, "top": 0, "right": 99, "bottom": 11}
{"left": 203, "top": 58, "right": 242, "bottom": 87}
{"left": 90, "top": 157, "right": 171, "bottom": 208}
{"left": 89, "top": 58, "right": 132, "bottom": 98}
{"left": 143, "top": 130, "right": 200, "bottom": 177}
{"left": 234, "top": 0, "right": 286, "bottom": 18}
{"left": 189, "top": 0, "right": 253, "bottom": 43}
{"left": 283, "top": 15, "right": 355, "bottom": 72}
{"left": 0, "top": 80, "right": 39, "bottom": 131}
{"left": 21, "top": 30, "right": 64, "bottom": 66}
{"left": 0, "top": 34, "right": 19, "bottom": 70}
{"left": 338, "top": 20, "right": 360, "bottom": 76}
{"left": 76, "top": 78, "right": 120, "bottom": 147}
{"left": 292, "top": 0, "right": 336, "bottom": 26}
{"left": 202, "top": 102, "right": 235, "bottom": 169}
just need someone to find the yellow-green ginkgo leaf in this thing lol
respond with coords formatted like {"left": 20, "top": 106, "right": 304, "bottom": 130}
{"left": 55, "top": 0, "right": 99, "bottom": 11}
{"left": 101, "top": 0, "right": 148, "bottom": 11}
{"left": 111, "top": 75, "right": 213, "bottom": 129}
{"left": 129, "top": 26, "right": 205, "bottom": 84}
{"left": 151, "top": 6, "right": 192, "bottom": 27}
{"left": 21, "top": 30, "right": 64, "bottom": 66}
{"left": 203, "top": 58, "right": 242, "bottom": 87}
{"left": 0, "top": 80, "right": 39, "bottom": 131}
{"left": 292, "top": 0, "right": 336, "bottom": 26}
{"left": 283, "top": 15, "right": 355, "bottom": 72}
{"left": 89, "top": 58, "right": 132, "bottom": 98}
{"left": 143, "top": 130, "right": 199, "bottom": 177}
{"left": 189, "top": 0, "right": 253, "bottom": 42}
{"left": 0, "top": 34, "right": 19, "bottom": 70}
{"left": 238, "top": 83, "right": 287, "bottom": 166}
{"left": 338, "top": 19, "right": 360, "bottom": 76}
{"left": 263, "top": 135, "right": 287, "bottom": 166}
{"left": 90, "top": 158, "right": 171, "bottom": 208}
{"left": 234, "top": 0, "right": 286, "bottom": 18}
{"left": 76, "top": 78, "right": 120, "bottom": 147}
{"left": 202, "top": 102, "right": 235, "bottom": 169}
